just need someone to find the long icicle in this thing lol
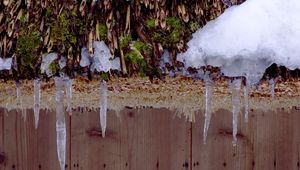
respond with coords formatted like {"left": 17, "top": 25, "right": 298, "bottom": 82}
{"left": 231, "top": 79, "right": 241, "bottom": 146}
{"left": 244, "top": 76, "right": 249, "bottom": 123}
{"left": 16, "top": 81, "right": 26, "bottom": 120}
{"left": 100, "top": 80, "right": 108, "bottom": 138}
{"left": 203, "top": 76, "right": 213, "bottom": 144}
{"left": 64, "top": 77, "right": 73, "bottom": 115}
{"left": 269, "top": 78, "right": 275, "bottom": 98}
{"left": 34, "top": 79, "right": 41, "bottom": 129}
{"left": 55, "top": 77, "right": 66, "bottom": 170}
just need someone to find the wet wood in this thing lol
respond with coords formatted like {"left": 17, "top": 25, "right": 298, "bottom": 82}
{"left": 70, "top": 108, "right": 190, "bottom": 170}
{"left": 0, "top": 108, "right": 300, "bottom": 169}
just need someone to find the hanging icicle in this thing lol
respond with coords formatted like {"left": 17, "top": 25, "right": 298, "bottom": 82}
{"left": 100, "top": 80, "right": 108, "bottom": 138}
{"left": 34, "top": 79, "right": 41, "bottom": 129}
{"left": 230, "top": 79, "right": 241, "bottom": 146}
{"left": 16, "top": 81, "right": 26, "bottom": 120}
{"left": 269, "top": 78, "right": 275, "bottom": 98}
{"left": 64, "top": 77, "right": 73, "bottom": 115}
{"left": 203, "top": 75, "right": 213, "bottom": 144}
{"left": 244, "top": 76, "right": 250, "bottom": 123}
{"left": 55, "top": 77, "right": 66, "bottom": 170}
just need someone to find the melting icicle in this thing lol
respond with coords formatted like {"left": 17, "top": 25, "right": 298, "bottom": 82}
{"left": 100, "top": 80, "right": 108, "bottom": 138}
{"left": 34, "top": 79, "right": 41, "bottom": 129}
{"left": 244, "top": 76, "right": 250, "bottom": 123}
{"left": 231, "top": 79, "right": 241, "bottom": 146}
{"left": 203, "top": 76, "right": 213, "bottom": 144}
{"left": 64, "top": 77, "right": 73, "bottom": 115}
{"left": 55, "top": 77, "right": 66, "bottom": 170}
{"left": 16, "top": 81, "right": 26, "bottom": 120}
{"left": 269, "top": 79, "right": 275, "bottom": 98}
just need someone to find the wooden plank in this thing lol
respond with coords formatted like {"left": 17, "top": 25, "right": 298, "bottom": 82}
{"left": 0, "top": 108, "right": 4, "bottom": 170}
{"left": 192, "top": 108, "right": 300, "bottom": 170}
{"left": 0, "top": 109, "right": 70, "bottom": 170}
{"left": 70, "top": 108, "right": 191, "bottom": 170}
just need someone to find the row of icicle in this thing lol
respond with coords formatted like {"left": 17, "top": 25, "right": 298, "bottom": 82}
{"left": 12, "top": 74, "right": 277, "bottom": 170}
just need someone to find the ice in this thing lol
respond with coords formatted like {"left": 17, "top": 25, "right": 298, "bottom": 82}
{"left": 80, "top": 47, "right": 92, "bottom": 67}
{"left": 177, "top": 0, "right": 300, "bottom": 80}
{"left": 41, "top": 53, "right": 58, "bottom": 76}
{"left": 244, "top": 77, "right": 250, "bottom": 123}
{"left": 55, "top": 77, "right": 66, "bottom": 170}
{"left": 91, "top": 41, "right": 112, "bottom": 72}
{"left": 0, "top": 57, "right": 12, "bottom": 70}
{"left": 203, "top": 75, "right": 213, "bottom": 144}
{"left": 64, "top": 77, "right": 73, "bottom": 115}
{"left": 100, "top": 80, "right": 108, "bottom": 138}
{"left": 80, "top": 41, "right": 120, "bottom": 72}
{"left": 231, "top": 79, "right": 241, "bottom": 146}
{"left": 59, "top": 57, "right": 67, "bottom": 69}
{"left": 222, "top": 0, "right": 234, "bottom": 6}
{"left": 33, "top": 79, "right": 41, "bottom": 129}
{"left": 160, "top": 50, "right": 172, "bottom": 73}
{"left": 269, "top": 78, "right": 276, "bottom": 98}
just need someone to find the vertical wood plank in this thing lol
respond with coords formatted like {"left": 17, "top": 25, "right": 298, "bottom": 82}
{"left": 0, "top": 109, "right": 4, "bottom": 170}
{"left": 0, "top": 109, "right": 70, "bottom": 170}
{"left": 70, "top": 108, "right": 191, "bottom": 170}
{"left": 192, "top": 109, "right": 250, "bottom": 170}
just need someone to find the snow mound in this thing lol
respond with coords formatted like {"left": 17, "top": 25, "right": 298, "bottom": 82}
{"left": 177, "top": 0, "right": 300, "bottom": 84}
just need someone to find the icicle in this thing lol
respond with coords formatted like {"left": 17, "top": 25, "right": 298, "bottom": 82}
{"left": 244, "top": 77, "right": 250, "bottom": 123}
{"left": 269, "top": 78, "right": 275, "bottom": 98}
{"left": 16, "top": 81, "right": 26, "bottom": 120}
{"left": 100, "top": 80, "right": 108, "bottom": 138}
{"left": 231, "top": 79, "right": 241, "bottom": 146}
{"left": 34, "top": 79, "right": 41, "bottom": 129}
{"left": 203, "top": 76, "right": 213, "bottom": 144}
{"left": 64, "top": 78, "right": 73, "bottom": 115}
{"left": 55, "top": 77, "right": 66, "bottom": 170}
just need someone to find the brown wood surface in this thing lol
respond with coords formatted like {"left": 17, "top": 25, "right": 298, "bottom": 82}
{"left": 0, "top": 108, "right": 300, "bottom": 170}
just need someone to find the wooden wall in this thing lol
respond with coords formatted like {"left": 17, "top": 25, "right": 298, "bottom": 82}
{"left": 0, "top": 108, "right": 300, "bottom": 170}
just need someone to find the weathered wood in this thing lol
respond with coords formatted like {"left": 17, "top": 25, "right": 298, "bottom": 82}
{"left": 70, "top": 108, "right": 191, "bottom": 170}
{"left": 192, "top": 109, "right": 300, "bottom": 170}
{"left": 0, "top": 109, "right": 70, "bottom": 170}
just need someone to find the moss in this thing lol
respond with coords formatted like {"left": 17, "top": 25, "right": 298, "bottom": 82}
{"left": 119, "top": 34, "right": 132, "bottom": 49}
{"left": 98, "top": 23, "right": 107, "bottom": 40}
{"left": 48, "top": 10, "right": 77, "bottom": 50}
{"left": 49, "top": 61, "right": 60, "bottom": 75}
{"left": 133, "top": 41, "right": 152, "bottom": 55}
{"left": 100, "top": 72, "right": 109, "bottom": 81}
{"left": 189, "top": 21, "right": 200, "bottom": 32}
{"left": 16, "top": 31, "right": 40, "bottom": 68}
{"left": 166, "top": 17, "right": 183, "bottom": 30}
{"left": 146, "top": 18, "right": 156, "bottom": 29}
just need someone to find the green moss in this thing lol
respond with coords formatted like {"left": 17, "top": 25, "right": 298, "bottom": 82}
{"left": 146, "top": 18, "right": 156, "bottom": 29}
{"left": 100, "top": 72, "right": 109, "bottom": 81}
{"left": 49, "top": 61, "right": 60, "bottom": 75}
{"left": 98, "top": 23, "right": 107, "bottom": 40}
{"left": 166, "top": 17, "right": 183, "bottom": 30}
{"left": 119, "top": 34, "right": 132, "bottom": 49}
{"left": 133, "top": 41, "right": 152, "bottom": 55}
{"left": 49, "top": 10, "right": 77, "bottom": 49}
{"left": 189, "top": 21, "right": 200, "bottom": 32}
{"left": 125, "top": 41, "right": 149, "bottom": 75}
{"left": 16, "top": 31, "right": 40, "bottom": 68}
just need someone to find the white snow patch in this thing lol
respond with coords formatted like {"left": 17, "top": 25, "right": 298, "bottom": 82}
{"left": 0, "top": 57, "right": 12, "bottom": 70}
{"left": 178, "top": 0, "right": 300, "bottom": 83}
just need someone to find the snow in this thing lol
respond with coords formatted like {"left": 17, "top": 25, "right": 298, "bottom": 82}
{"left": 41, "top": 53, "right": 58, "bottom": 76}
{"left": 0, "top": 57, "right": 12, "bottom": 70}
{"left": 177, "top": 0, "right": 300, "bottom": 84}
{"left": 80, "top": 41, "right": 121, "bottom": 72}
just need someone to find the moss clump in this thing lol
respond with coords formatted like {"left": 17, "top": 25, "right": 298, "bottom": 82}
{"left": 16, "top": 31, "right": 40, "bottom": 68}
{"left": 49, "top": 61, "right": 60, "bottom": 76}
{"left": 189, "top": 21, "right": 200, "bottom": 32}
{"left": 100, "top": 72, "right": 109, "bottom": 81}
{"left": 125, "top": 41, "right": 151, "bottom": 76}
{"left": 47, "top": 10, "right": 77, "bottom": 51}
{"left": 119, "top": 34, "right": 132, "bottom": 49}
{"left": 146, "top": 18, "right": 156, "bottom": 29}
{"left": 98, "top": 23, "right": 107, "bottom": 40}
